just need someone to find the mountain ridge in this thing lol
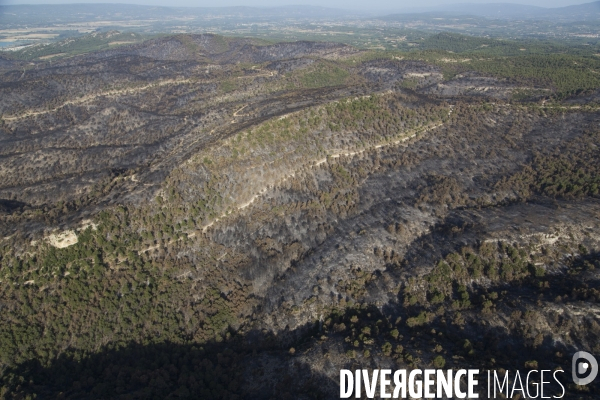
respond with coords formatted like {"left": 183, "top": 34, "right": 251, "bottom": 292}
{"left": 390, "top": 1, "right": 600, "bottom": 20}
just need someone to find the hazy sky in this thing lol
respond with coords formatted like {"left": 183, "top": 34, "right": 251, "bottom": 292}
{"left": 1, "top": 0, "right": 593, "bottom": 10}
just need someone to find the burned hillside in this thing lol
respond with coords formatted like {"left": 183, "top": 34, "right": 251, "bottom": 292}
{"left": 0, "top": 34, "right": 599, "bottom": 398}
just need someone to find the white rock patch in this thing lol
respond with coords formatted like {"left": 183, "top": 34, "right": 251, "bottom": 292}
{"left": 46, "top": 230, "right": 78, "bottom": 248}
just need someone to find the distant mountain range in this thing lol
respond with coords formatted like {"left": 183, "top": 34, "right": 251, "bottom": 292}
{"left": 439, "top": 1, "right": 600, "bottom": 20}
{"left": 387, "top": 1, "right": 600, "bottom": 21}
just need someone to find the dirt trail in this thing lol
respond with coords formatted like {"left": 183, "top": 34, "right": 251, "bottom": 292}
{"left": 201, "top": 116, "right": 450, "bottom": 233}
{"left": 3, "top": 79, "right": 196, "bottom": 121}
{"left": 3, "top": 71, "right": 277, "bottom": 121}
{"left": 233, "top": 104, "right": 248, "bottom": 117}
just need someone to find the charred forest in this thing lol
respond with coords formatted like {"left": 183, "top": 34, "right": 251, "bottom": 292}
{"left": 0, "top": 29, "right": 599, "bottom": 399}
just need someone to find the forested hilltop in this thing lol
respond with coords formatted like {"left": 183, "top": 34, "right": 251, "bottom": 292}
{"left": 0, "top": 32, "right": 599, "bottom": 399}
